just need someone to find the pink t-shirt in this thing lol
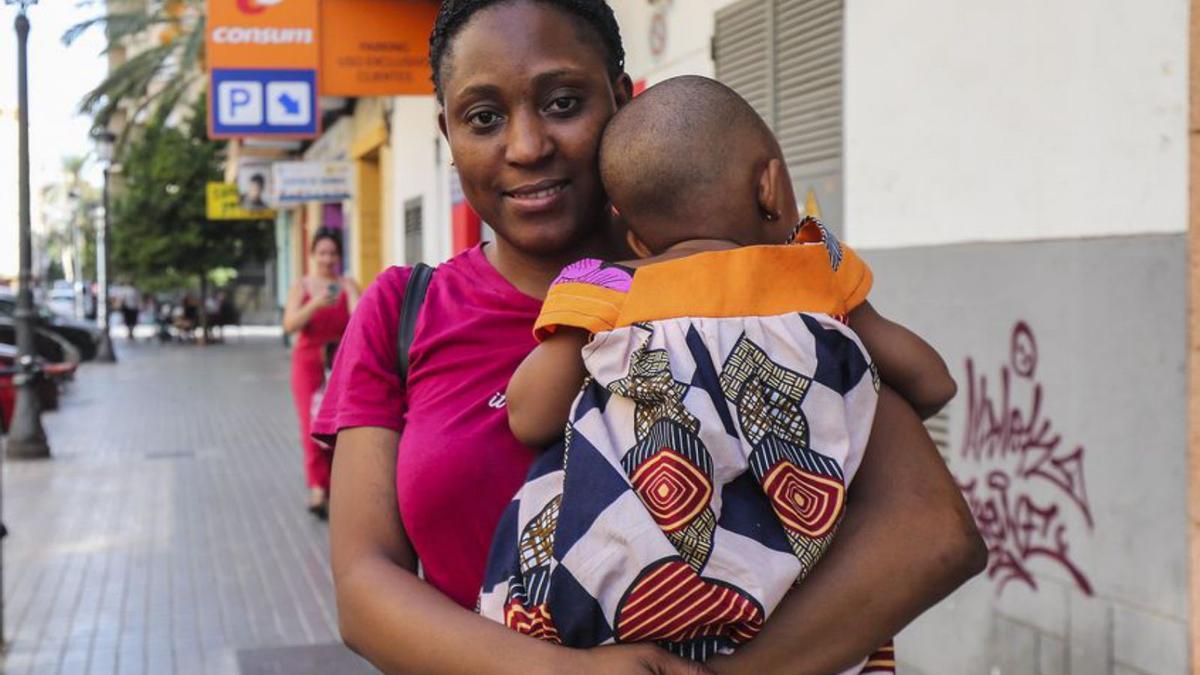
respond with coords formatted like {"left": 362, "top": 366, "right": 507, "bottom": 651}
{"left": 313, "top": 244, "right": 543, "bottom": 609}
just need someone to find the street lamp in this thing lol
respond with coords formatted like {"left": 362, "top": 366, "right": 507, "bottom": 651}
{"left": 68, "top": 189, "right": 85, "bottom": 320}
{"left": 6, "top": 0, "right": 50, "bottom": 463}
{"left": 92, "top": 128, "right": 117, "bottom": 363}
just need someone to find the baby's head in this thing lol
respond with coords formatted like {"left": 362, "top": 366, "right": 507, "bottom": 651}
{"left": 599, "top": 75, "right": 799, "bottom": 256}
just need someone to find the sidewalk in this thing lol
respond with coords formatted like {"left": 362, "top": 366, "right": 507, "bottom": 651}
{"left": 0, "top": 335, "right": 376, "bottom": 674}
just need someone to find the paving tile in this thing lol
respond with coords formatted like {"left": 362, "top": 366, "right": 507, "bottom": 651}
{"left": 1, "top": 337, "right": 371, "bottom": 673}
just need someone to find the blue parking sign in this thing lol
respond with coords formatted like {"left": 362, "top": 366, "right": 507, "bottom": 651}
{"left": 210, "top": 69, "right": 318, "bottom": 139}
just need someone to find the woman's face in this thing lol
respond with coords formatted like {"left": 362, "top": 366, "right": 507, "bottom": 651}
{"left": 312, "top": 239, "right": 340, "bottom": 276}
{"left": 439, "top": 1, "right": 630, "bottom": 258}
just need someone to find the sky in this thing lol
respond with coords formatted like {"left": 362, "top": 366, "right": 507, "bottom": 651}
{"left": 0, "top": 0, "right": 107, "bottom": 277}
{"left": 0, "top": 0, "right": 109, "bottom": 190}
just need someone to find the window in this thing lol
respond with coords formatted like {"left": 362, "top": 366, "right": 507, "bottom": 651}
{"left": 404, "top": 197, "right": 424, "bottom": 266}
{"left": 714, "top": 0, "right": 844, "bottom": 234}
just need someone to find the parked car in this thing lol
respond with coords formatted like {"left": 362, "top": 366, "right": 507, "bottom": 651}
{"left": 0, "top": 316, "right": 83, "bottom": 365}
{"left": 0, "top": 344, "right": 14, "bottom": 433}
{"left": 0, "top": 291, "right": 99, "bottom": 361}
{"left": 0, "top": 342, "right": 72, "bottom": 432}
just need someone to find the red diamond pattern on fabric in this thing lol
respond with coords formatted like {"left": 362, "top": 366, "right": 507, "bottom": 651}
{"left": 504, "top": 600, "right": 562, "bottom": 644}
{"left": 762, "top": 461, "right": 845, "bottom": 539}
{"left": 629, "top": 448, "right": 713, "bottom": 533}
{"left": 616, "top": 559, "right": 764, "bottom": 644}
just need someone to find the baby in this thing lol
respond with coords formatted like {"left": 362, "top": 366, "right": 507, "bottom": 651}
{"left": 478, "top": 76, "right": 954, "bottom": 670}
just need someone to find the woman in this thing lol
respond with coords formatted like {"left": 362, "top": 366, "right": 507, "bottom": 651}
{"left": 284, "top": 227, "right": 359, "bottom": 518}
{"left": 316, "top": 1, "right": 986, "bottom": 673}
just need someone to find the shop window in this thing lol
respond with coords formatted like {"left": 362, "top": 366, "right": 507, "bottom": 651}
{"left": 714, "top": 0, "right": 844, "bottom": 234}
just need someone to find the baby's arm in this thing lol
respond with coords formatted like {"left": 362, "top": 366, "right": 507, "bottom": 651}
{"left": 849, "top": 301, "right": 957, "bottom": 419}
{"left": 506, "top": 328, "right": 590, "bottom": 448}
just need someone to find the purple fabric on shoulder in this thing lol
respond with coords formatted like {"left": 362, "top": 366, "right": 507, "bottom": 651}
{"left": 553, "top": 258, "right": 634, "bottom": 293}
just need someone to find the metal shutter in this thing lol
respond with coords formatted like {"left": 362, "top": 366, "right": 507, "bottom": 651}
{"left": 714, "top": 0, "right": 774, "bottom": 126}
{"left": 714, "top": 0, "right": 844, "bottom": 234}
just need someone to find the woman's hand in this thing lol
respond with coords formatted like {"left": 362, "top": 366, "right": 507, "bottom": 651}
{"left": 568, "top": 644, "right": 715, "bottom": 675}
{"left": 307, "top": 291, "right": 338, "bottom": 310}
{"left": 694, "top": 386, "right": 985, "bottom": 675}
{"left": 283, "top": 279, "right": 335, "bottom": 334}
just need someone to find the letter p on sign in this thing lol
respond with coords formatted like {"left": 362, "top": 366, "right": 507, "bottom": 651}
{"left": 218, "top": 81, "right": 264, "bottom": 125}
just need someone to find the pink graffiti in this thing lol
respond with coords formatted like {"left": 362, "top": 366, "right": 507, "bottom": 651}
{"left": 957, "top": 321, "right": 1094, "bottom": 596}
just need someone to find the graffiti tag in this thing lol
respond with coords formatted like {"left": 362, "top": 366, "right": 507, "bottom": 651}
{"left": 957, "top": 321, "right": 1093, "bottom": 596}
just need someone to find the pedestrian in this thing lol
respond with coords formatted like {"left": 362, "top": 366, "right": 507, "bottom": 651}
{"left": 314, "top": 2, "right": 983, "bottom": 673}
{"left": 175, "top": 293, "right": 199, "bottom": 341}
{"left": 283, "top": 227, "right": 359, "bottom": 519}
{"left": 120, "top": 283, "right": 141, "bottom": 341}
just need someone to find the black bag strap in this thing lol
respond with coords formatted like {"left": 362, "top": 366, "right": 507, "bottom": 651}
{"left": 397, "top": 263, "right": 435, "bottom": 383}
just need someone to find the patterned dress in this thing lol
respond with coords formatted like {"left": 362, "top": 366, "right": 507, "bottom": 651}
{"left": 479, "top": 224, "right": 894, "bottom": 673}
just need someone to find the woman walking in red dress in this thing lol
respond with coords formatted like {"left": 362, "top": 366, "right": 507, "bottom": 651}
{"left": 283, "top": 227, "right": 359, "bottom": 518}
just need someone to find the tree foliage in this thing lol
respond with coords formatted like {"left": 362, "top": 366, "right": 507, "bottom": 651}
{"left": 64, "top": 0, "right": 205, "bottom": 151}
{"left": 110, "top": 98, "right": 271, "bottom": 293}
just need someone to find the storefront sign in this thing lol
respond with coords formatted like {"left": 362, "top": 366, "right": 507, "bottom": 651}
{"left": 207, "top": 0, "right": 321, "bottom": 139}
{"left": 273, "top": 161, "right": 354, "bottom": 203}
{"left": 320, "top": 0, "right": 439, "bottom": 96}
{"left": 207, "top": 182, "right": 277, "bottom": 220}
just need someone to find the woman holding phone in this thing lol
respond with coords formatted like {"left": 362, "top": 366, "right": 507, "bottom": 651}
{"left": 284, "top": 226, "right": 360, "bottom": 518}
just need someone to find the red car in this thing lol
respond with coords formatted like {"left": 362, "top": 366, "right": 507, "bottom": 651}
{"left": 0, "top": 344, "right": 17, "bottom": 433}
{"left": 0, "top": 344, "right": 74, "bottom": 433}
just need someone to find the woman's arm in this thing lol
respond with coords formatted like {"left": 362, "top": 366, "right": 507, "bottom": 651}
{"left": 344, "top": 277, "right": 362, "bottom": 314}
{"left": 710, "top": 386, "right": 986, "bottom": 675}
{"left": 282, "top": 279, "right": 333, "bottom": 334}
{"left": 330, "top": 427, "right": 713, "bottom": 675}
{"left": 506, "top": 328, "right": 590, "bottom": 447}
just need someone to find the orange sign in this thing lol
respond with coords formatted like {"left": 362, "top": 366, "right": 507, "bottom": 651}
{"left": 207, "top": 0, "right": 321, "bottom": 139}
{"left": 206, "top": 0, "right": 320, "bottom": 70}
{"left": 320, "top": 0, "right": 439, "bottom": 97}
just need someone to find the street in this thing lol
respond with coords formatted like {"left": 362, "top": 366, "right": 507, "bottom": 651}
{"left": 0, "top": 334, "right": 374, "bottom": 674}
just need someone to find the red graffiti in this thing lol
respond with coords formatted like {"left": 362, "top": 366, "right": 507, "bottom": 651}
{"left": 957, "top": 321, "right": 1093, "bottom": 596}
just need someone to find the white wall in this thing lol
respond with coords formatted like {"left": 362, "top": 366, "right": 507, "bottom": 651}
{"left": 388, "top": 96, "right": 451, "bottom": 265}
{"left": 611, "top": 0, "right": 736, "bottom": 86}
{"left": 844, "top": 0, "right": 1189, "bottom": 248}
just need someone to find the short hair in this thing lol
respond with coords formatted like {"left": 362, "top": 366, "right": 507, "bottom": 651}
{"left": 429, "top": 0, "right": 625, "bottom": 99}
{"left": 599, "top": 75, "right": 778, "bottom": 251}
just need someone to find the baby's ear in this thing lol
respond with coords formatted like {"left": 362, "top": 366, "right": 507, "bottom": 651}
{"left": 757, "top": 158, "right": 785, "bottom": 222}
{"left": 758, "top": 157, "right": 800, "bottom": 229}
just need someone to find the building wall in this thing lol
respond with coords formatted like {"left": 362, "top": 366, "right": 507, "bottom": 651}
{"left": 848, "top": 6, "right": 1193, "bottom": 667}
{"left": 303, "top": 116, "right": 353, "bottom": 275}
{"left": 610, "top": 0, "right": 729, "bottom": 86}
{"left": 1189, "top": 2, "right": 1200, "bottom": 667}
{"left": 844, "top": 0, "right": 1189, "bottom": 248}
{"left": 387, "top": 96, "right": 449, "bottom": 265}
{"left": 349, "top": 98, "right": 392, "bottom": 287}
{"left": 615, "top": 0, "right": 1189, "bottom": 247}
{"left": 612, "top": 2, "right": 1193, "bottom": 673}
{"left": 867, "top": 236, "right": 1189, "bottom": 674}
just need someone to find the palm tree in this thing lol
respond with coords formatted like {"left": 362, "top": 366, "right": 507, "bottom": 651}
{"left": 63, "top": 0, "right": 205, "bottom": 152}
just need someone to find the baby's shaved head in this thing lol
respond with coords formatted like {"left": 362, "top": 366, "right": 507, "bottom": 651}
{"left": 599, "top": 75, "right": 780, "bottom": 251}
